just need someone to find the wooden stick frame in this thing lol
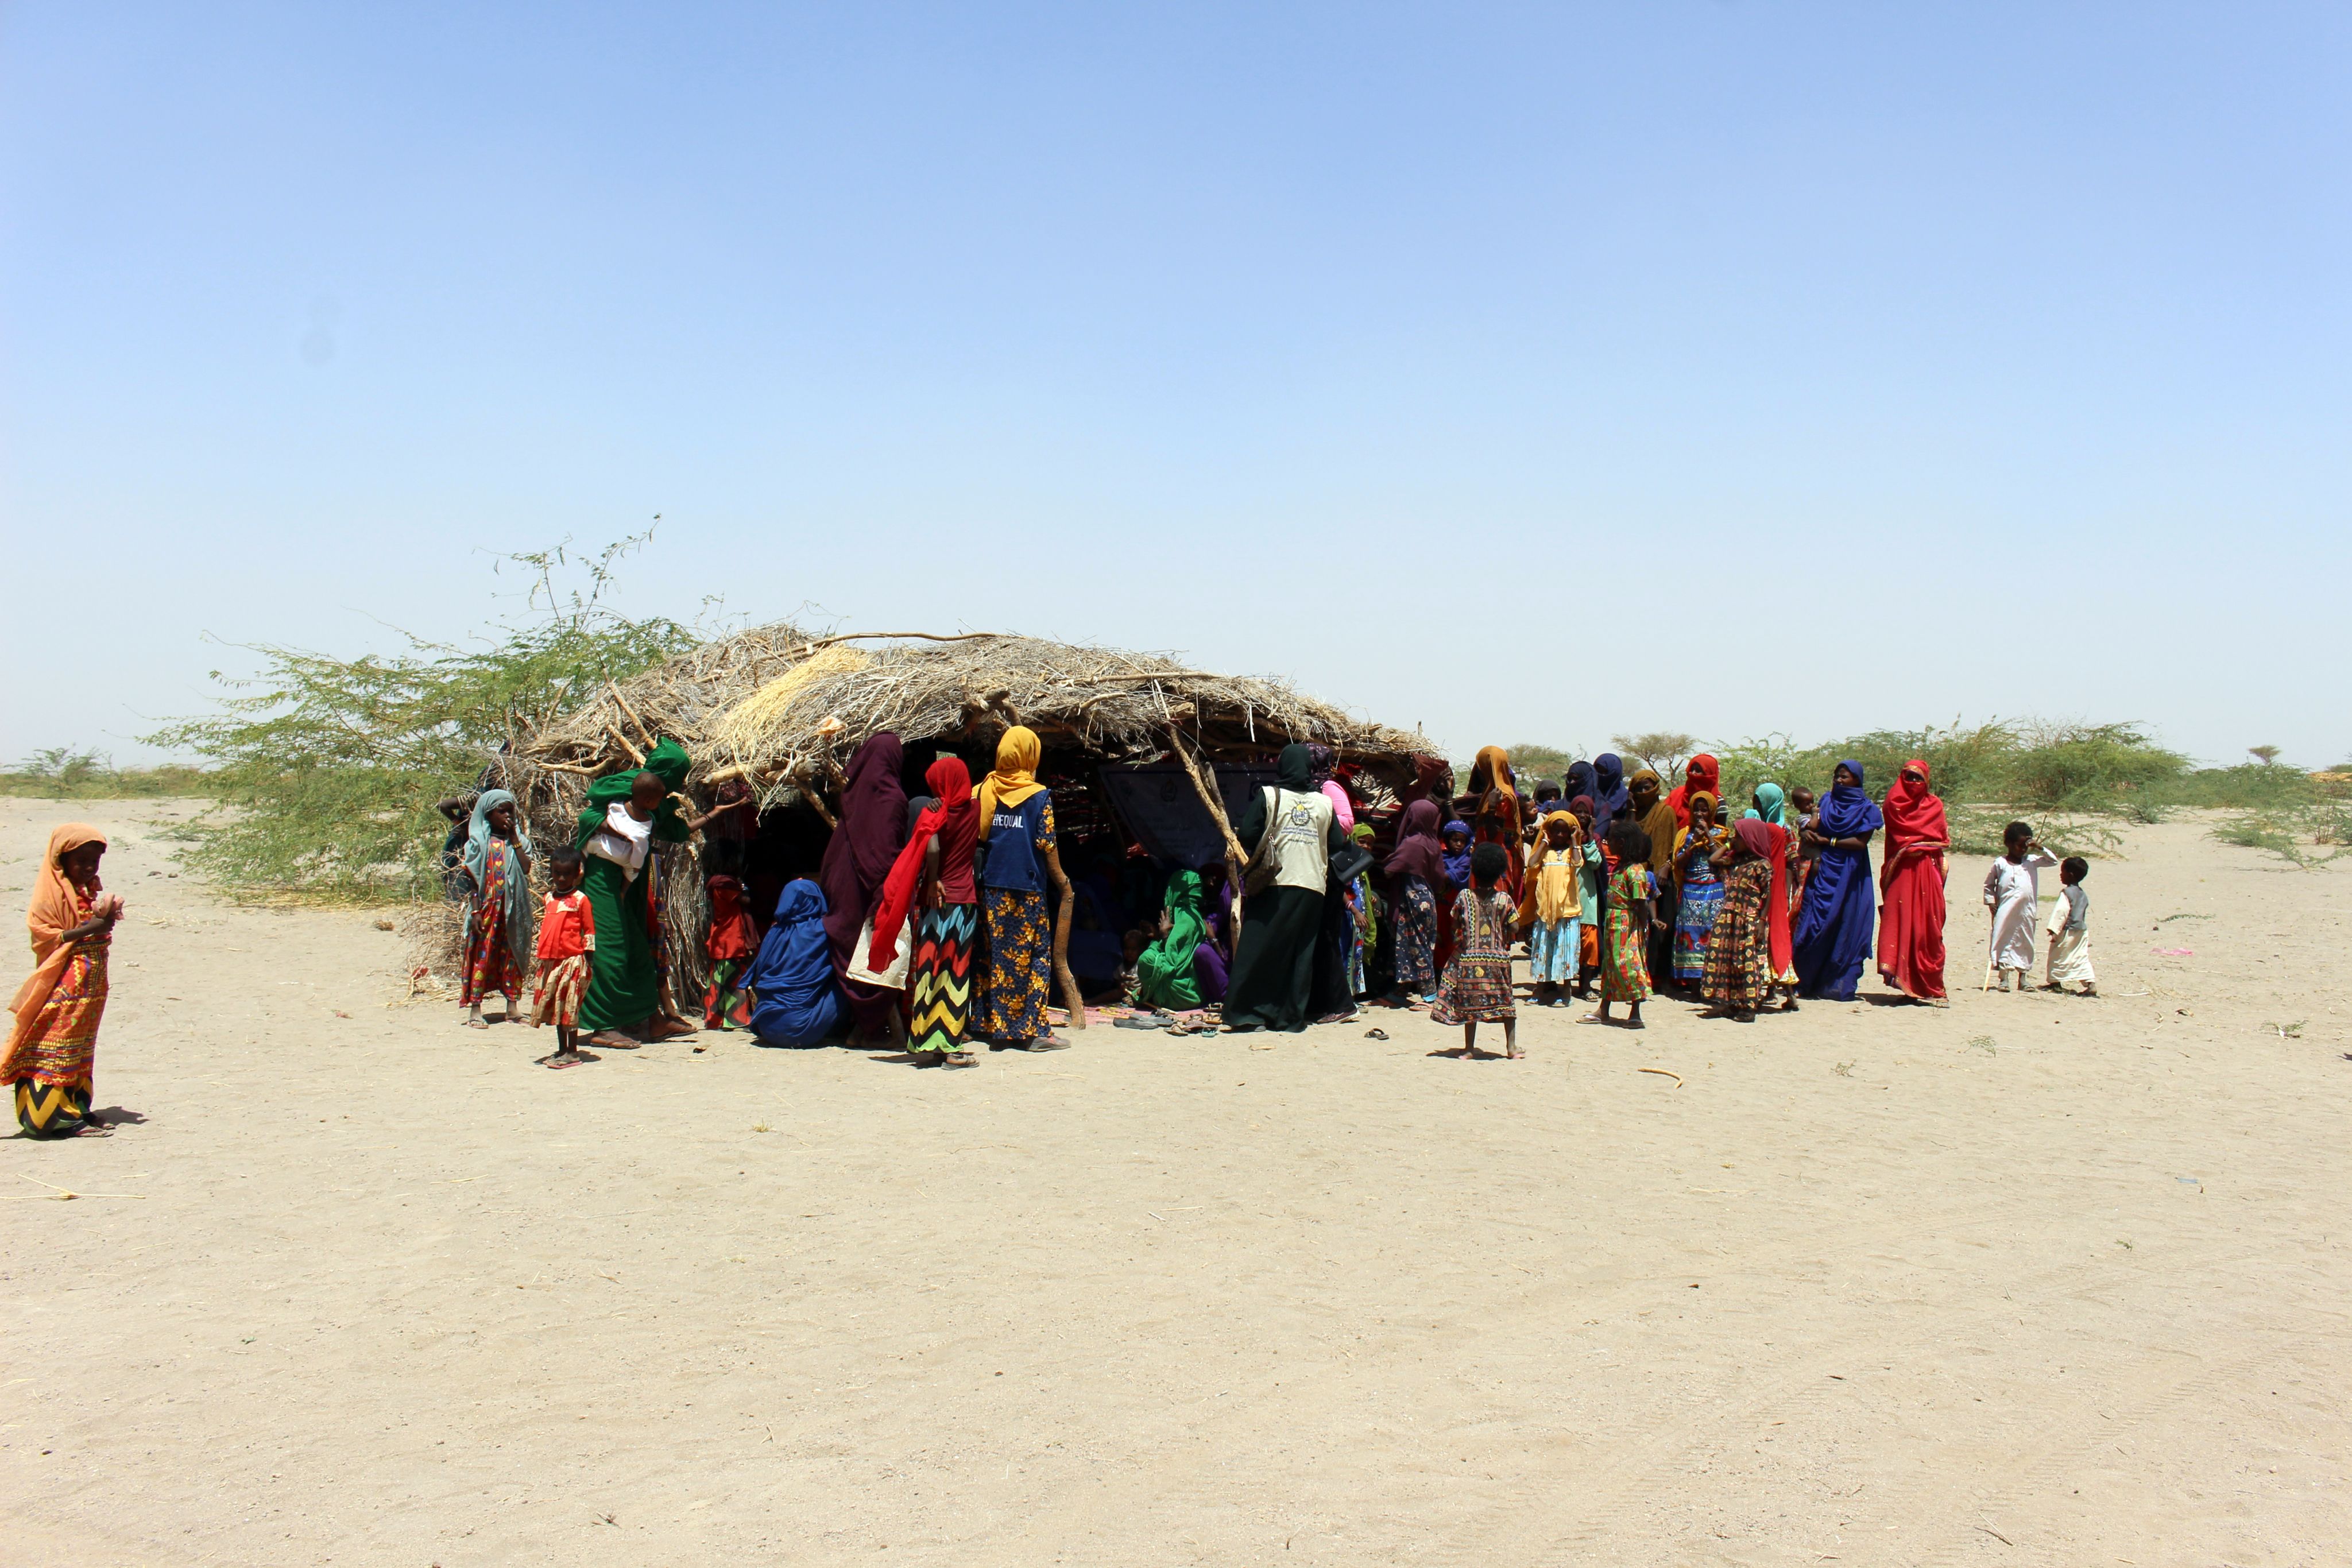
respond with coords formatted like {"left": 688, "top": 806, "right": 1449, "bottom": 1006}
{"left": 1168, "top": 727, "right": 1250, "bottom": 943}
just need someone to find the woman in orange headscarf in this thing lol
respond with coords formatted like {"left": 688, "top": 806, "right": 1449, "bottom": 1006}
{"left": 1457, "top": 746, "right": 1525, "bottom": 901}
{"left": 1877, "top": 759, "right": 1950, "bottom": 1004}
{"left": 5, "top": 824, "right": 122, "bottom": 1137}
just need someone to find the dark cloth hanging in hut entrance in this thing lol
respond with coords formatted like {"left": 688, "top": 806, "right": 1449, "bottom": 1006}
{"left": 1096, "top": 764, "right": 1279, "bottom": 871}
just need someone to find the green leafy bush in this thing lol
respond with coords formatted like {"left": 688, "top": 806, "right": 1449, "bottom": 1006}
{"left": 146, "top": 535, "right": 702, "bottom": 902}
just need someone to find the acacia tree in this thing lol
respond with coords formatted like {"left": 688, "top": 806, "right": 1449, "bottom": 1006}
{"left": 149, "top": 532, "right": 703, "bottom": 901}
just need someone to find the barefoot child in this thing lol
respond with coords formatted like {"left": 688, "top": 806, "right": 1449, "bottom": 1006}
{"left": 1591, "top": 820, "right": 1654, "bottom": 1028}
{"left": 459, "top": 789, "right": 534, "bottom": 1028}
{"left": 1433, "top": 842, "right": 1520, "bottom": 1058}
{"left": 1983, "top": 820, "right": 2059, "bottom": 992}
{"left": 532, "top": 847, "right": 598, "bottom": 1065}
{"left": 2041, "top": 856, "right": 2096, "bottom": 996}
{"left": 1517, "top": 810, "right": 1590, "bottom": 1005}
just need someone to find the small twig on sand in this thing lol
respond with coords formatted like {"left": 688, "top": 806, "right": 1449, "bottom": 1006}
{"left": 10, "top": 1173, "right": 145, "bottom": 1201}
{"left": 1639, "top": 1067, "right": 1683, "bottom": 1087}
{"left": 1975, "top": 1524, "right": 2013, "bottom": 1546}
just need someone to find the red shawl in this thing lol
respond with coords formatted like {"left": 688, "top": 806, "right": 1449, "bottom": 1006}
{"left": 703, "top": 876, "right": 758, "bottom": 963}
{"left": 1668, "top": 753, "right": 1720, "bottom": 828}
{"left": 867, "top": 756, "right": 979, "bottom": 970}
{"left": 1762, "top": 822, "right": 1794, "bottom": 977}
{"left": 1881, "top": 758, "right": 1949, "bottom": 850}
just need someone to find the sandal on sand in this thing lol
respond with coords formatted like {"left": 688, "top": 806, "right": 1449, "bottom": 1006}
{"left": 1024, "top": 1036, "right": 1073, "bottom": 1052}
{"left": 1364, "top": 1027, "right": 1389, "bottom": 1040}
{"left": 1113, "top": 1017, "right": 1163, "bottom": 1031}
{"left": 587, "top": 1032, "right": 641, "bottom": 1050}
{"left": 910, "top": 1050, "right": 945, "bottom": 1067}
{"left": 536, "top": 1051, "right": 599, "bottom": 1069}
{"left": 942, "top": 1051, "right": 977, "bottom": 1068}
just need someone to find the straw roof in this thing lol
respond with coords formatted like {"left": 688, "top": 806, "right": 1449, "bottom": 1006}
{"left": 514, "top": 624, "right": 1430, "bottom": 793}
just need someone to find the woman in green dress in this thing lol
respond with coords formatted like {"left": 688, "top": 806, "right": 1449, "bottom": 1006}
{"left": 575, "top": 738, "right": 691, "bottom": 1049}
{"left": 1133, "top": 867, "right": 1208, "bottom": 1011}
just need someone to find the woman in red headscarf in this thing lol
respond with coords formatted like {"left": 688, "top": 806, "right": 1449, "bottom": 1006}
{"left": 1876, "top": 758, "right": 1950, "bottom": 1003}
{"left": 868, "top": 755, "right": 982, "bottom": 1067}
{"left": 1668, "top": 753, "right": 1720, "bottom": 828}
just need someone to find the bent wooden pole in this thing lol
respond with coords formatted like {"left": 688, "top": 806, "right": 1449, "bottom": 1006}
{"left": 1042, "top": 842, "right": 1086, "bottom": 1031}
{"left": 1169, "top": 728, "right": 1249, "bottom": 944}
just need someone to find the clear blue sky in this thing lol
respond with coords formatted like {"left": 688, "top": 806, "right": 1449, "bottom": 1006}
{"left": 6, "top": 3, "right": 2346, "bottom": 770}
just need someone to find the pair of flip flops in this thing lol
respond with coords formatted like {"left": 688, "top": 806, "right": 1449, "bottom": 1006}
{"left": 535, "top": 1050, "right": 602, "bottom": 1070}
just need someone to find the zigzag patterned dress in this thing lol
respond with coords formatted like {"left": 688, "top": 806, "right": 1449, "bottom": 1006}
{"left": 908, "top": 904, "right": 978, "bottom": 1051}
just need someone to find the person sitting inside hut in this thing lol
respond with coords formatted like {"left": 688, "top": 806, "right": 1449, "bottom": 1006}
{"left": 576, "top": 739, "right": 693, "bottom": 1051}
{"left": 1132, "top": 866, "right": 1209, "bottom": 1013}
{"left": 1221, "top": 743, "right": 1352, "bottom": 1033}
{"left": 973, "top": 726, "right": 1073, "bottom": 1052}
{"left": 746, "top": 880, "right": 844, "bottom": 1047}
{"left": 702, "top": 873, "right": 758, "bottom": 1029}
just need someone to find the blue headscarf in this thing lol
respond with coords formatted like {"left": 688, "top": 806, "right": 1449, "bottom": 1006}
{"left": 1440, "top": 820, "right": 1473, "bottom": 891}
{"left": 1590, "top": 754, "right": 1631, "bottom": 843}
{"left": 459, "top": 787, "right": 534, "bottom": 975}
{"left": 747, "top": 880, "right": 844, "bottom": 1046}
{"left": 461, "top": 788, "right": 526, "bottom": 888}
{"left": 1564, "top": 761, "right": 1597, "bottom": 812}
{"left": 1818, "top": 761, "right": 1883, "bottom": 839}
{"left": 1746, "top": 781, "right": 1789, "bottom": 826}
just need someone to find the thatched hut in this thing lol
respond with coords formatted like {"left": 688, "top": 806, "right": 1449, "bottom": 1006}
{"left": 481, "top": 624, "right": 1438, "bottom": 1026}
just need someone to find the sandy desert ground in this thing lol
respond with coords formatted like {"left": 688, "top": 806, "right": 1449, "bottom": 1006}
{"left": 2, "top": 796, "right": 2346, "bottom": 1567}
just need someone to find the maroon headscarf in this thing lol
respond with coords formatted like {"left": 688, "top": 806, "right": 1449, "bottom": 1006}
{"left": 1383, "top": 798, "right": 1449, "bottom": 887}
{"left": 1733, "top": 817, "right": 1775, "bottom": 861}
{"left": 818, "top": 732, "right": 907, "bottom": 969}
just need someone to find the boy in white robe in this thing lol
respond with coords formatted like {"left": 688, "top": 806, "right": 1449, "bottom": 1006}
{"left": 1982, "top": 821, "right": 2059, "bottom": 992}
{"left": 2041, "top": 856, "right": 2096, "bottom": 995}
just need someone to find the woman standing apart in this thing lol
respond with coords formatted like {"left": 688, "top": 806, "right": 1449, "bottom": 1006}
{"left": 1381, "top": 799, "right": 1447, "bottom": 1007}
{"left": 1793, "top": 761, "right": 1881, "bottom": 1001}
{"left": 868, "top": 755, "right": 982, "bottom": 1067}
{"left": 458, "top": 788, "right": 534, "bottom": 1029}
{"left": 577, "top": 740, "right": 692, "bottom": 1050}
{"left": 973, "top": 727, "right": 1071, "bottom": 1052}
{"left": 1877, "top": 759, "right": 1950, "bottom": 1004}
{"left": 1222, "top": 744, "right": 1348, "bottom": 1033}
{"left": 6, "top": 825, "right": 121, "bottom": 1137}
{"left": 819, "top": 733, "right": 910, "bottom": 1047}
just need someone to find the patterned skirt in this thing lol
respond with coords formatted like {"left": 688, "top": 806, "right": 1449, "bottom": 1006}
{"left": 532, "top": 954, "right": 590, "bottom": 1028}
{"left": 13, "top": 946, "right": 106, "bottom": 1139}
{"left": 462, "top": 901, "right": 525, "bottom": 1004}
{"left": 1392, "top": 876, "right": 1438, "bottom": 994}
{"left": 910, "top": 903, "right": 978, "bottom": 1051}
{"left": 1673, "top": 873, "right": 1724, "bottom": 982}
{"left": 1432, "top": 953, "right": 1516, "bottom": 1024}
{"left": 1701, "top": 860, "right": 1774, "bottom": 1013}
{"left": 978, "top": 888, "right": 1052, "bottom": 1042}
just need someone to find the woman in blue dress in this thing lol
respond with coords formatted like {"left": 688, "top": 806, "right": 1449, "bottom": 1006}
{"left": 1792, "top": 760, "right": 1882, "bottom": 1000}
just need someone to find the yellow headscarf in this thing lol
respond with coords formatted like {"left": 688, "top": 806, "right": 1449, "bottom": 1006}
{"left": 1524, "top": 810, "right": 1581, "bottom": 924}
{"left": 974, "top": 725, "right": 1046, "bottom": 840}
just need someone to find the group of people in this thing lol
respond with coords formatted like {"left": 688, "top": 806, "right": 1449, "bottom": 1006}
{"left": 419, "top": 732, "right": 2103, "bottom": 1079}
{"left": 3, "top": 734, "right": 2108, "bottom": 1136}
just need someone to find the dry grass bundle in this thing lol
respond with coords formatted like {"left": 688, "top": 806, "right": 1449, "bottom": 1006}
{"left": 707, "top": 644, "right": 873, "bottom": 759}
{"left": 517, "top": 624, "right": 1429, "bottom": 796}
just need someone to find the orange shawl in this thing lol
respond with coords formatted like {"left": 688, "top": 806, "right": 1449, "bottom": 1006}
{"left": 3, "top": 824, "right": 106, "bottom": 1079}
